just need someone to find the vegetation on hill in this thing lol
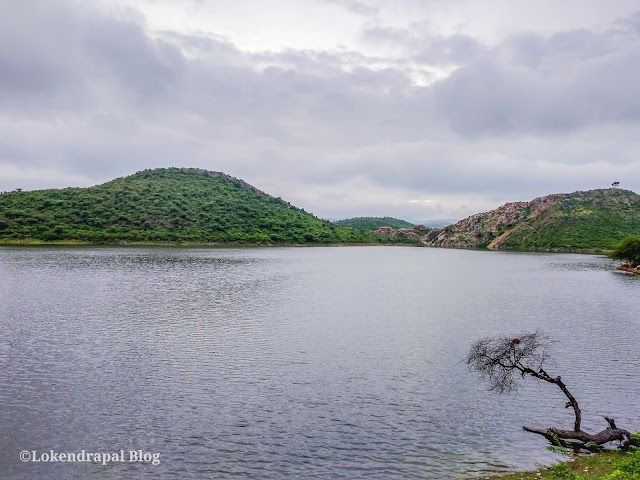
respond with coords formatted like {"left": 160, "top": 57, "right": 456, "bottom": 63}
{"left": 501, "top": 190, "right": 640, "bottom": 250}
{"left": 426, "top": 189, "right": 640, "bottom": 251}
{"left": 333, "top": 216, "right": 415, "bottom": 231}
{"left": 0, "top": 168, "right": 376, "bottom": 244}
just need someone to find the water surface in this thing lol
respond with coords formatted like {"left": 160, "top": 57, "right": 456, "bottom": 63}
{"left": 0, "top": 246, "right": 638, "bottom": 479}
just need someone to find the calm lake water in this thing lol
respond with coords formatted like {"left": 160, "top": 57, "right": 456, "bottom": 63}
{"left": 0, "top": 246, "right": 638, "bottom": 479}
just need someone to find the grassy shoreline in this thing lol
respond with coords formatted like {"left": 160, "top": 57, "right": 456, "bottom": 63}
{"left": 470, "top": 449, "right": 639, "bottom": 480}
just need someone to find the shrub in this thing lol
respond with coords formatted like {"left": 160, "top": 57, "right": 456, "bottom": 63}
{"left": 609, "top": 236, "right": 640, "bottom": 265}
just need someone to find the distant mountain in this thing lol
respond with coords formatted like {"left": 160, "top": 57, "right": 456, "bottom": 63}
{"left": 334, "top": 217, "right": 414, "bottom": 231}
{"left": 424, "top": 189, "right": 640, "bottom": 250}
{"left": 0, "top": 168, "right": 372, "bottom": 244}
{"left": 417, "top": 219, "right": 457, "bottom": 229}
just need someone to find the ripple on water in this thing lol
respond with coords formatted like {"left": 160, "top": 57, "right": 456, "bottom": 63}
{"left": 0, "top": 247, "right": 638, "bottom": 479}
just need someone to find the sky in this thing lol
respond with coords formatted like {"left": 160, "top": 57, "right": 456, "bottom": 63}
{"left": 2, "top": 0, "right": 640, "bottom": 221}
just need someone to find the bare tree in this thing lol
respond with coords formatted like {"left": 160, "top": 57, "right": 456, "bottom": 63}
{"left": 466, "top": 332, "right": 639, "bottom": 451}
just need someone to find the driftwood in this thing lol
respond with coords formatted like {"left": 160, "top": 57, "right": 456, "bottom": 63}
{"left": 523, "top": 418, "right": 640, "bottom": 452}
{"left": 467, "top": 332, "right": 639, "bottom": 452}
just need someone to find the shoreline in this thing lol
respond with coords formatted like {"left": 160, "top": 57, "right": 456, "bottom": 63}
{"left": 0, "top": 239, "right": 417, "bottom": 248}
{"left": 466, "top": 449, "right": 639, "bottom": 479}
{"left": 0, "top": 239, "right": 611, "bottom": 255}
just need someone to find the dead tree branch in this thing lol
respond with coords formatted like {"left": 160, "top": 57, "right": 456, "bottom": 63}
{"left": 466, "top": 332, "right": 638, "bottom": 451}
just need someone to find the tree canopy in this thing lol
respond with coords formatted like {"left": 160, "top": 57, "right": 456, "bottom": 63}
{"left": 333, "top": 217, "right": 415, "bottom": 231}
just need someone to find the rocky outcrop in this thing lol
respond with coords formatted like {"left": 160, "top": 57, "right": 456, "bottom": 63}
{"left": 372, "top": 225, "right": 426, "bottom": 241}
{"left": 373, "top": 226, "right": 397, "bottom": 237}
{"left": 616, "top": 264, "right": 640, "bottom": 274}
{"left": 423, "top": 194, "right": 559, "bottom": 248}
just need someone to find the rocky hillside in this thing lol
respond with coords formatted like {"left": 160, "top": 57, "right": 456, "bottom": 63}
{"left": 423, "top": 188, "right": 640, "bottom": 250}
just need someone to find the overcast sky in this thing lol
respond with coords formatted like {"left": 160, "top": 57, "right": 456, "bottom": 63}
{"left": 2, "top": 0, "right": 640, "bottom": 221}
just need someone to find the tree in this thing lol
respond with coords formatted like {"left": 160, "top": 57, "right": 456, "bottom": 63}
{"left": 466, "top": 332, "right": 639, "bottom": 451}
{"left": 609, "top": 236, "right": 640, "bottom": 266}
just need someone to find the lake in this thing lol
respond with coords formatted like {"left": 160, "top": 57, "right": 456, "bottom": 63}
{"left": 0, "top": 246, "right": 638, "bottom": 479}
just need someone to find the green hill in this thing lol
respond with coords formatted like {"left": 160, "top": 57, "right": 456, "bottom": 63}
{"left": 425, "top": 188, "right": 640, "bottom": 251}
{"left": 334, "top": 216, "right": 414, "bottom": 231}
{"left": 0, "top": 168, "right": 372, "bottom": 244}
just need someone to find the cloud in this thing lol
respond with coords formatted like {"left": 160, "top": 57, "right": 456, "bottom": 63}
{"left": 1, "top": 0, "right": 639, "bottom": 220}
{"left": 0, "top": 0, "right": 185, "bottom": 115}
{"left": 317, "top": 0, "right": 378, "bottom": 17}
{"left": 0, "top": 163, "right": 96, "bottom": 192}
{"left": 362, "top": 24, "right": 486, "bottom": 65}
{"left": 431, "top": 24, "right": 640, "bottom": 135}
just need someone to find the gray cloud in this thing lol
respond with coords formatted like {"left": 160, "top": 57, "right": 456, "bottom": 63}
{"left": 1, "top": 1, "right": 639, "bottom": 220}
{"left": 0, "top": 1, "right": 185, "bottom": 115}
{"left": 616, "top": 10, "right": 640, "bottom": 34}
{"left": 436, "top": 55, "right": 640, "bottom": 137}
{"left": 362, "top": 24, "right": 486, "bottom": 64}
{"left": 317, "top": 0, "right": 378, "bottom": 17}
